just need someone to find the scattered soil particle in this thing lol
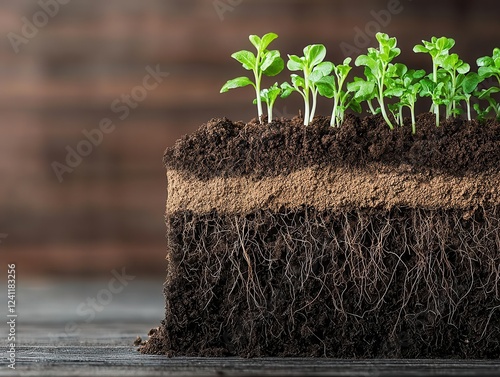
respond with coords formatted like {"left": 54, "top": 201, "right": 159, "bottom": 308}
{"left": 133, "top": 336, "right": 143, "bottom": 347}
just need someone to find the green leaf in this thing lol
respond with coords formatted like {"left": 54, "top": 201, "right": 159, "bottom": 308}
{"left": 376, "top": 32, "right": 390, "bottom": 45}
{"left": 261, "top": 50, "right": 284, "bottom": 75}
{"left": 477, "top": 56, "right": 493, "bottom": 67}
{"left": 304, "top": 44, "right": 327, "bottom": 67}
{"left": 260, "top": 33, "right": 279, "bottom": 51}
{"left": 389, "top": 63, "right": 408, "bottom": 78}
{"left": 309, "top": 62, "right": 334, "bottom": 82}
{"left": 444, "top": 54, "right": 458, "bottom": 67}
{"left": 388, "top": 47, "right": 401, "bottom": 61}
{"left": 349, "top": 100, "right": 362, "bottom": 114}
{"left": 355, "top": 55, "right": 378, "bottom": 72}
{"left": 231, "top": 50, "right": 256, "bottom": 71}
{"left": 315, "top": 61, "right": 334, "bottom": 76}
{"left": 337, "top": 64, "right": 352, "bottom": 78}
{"left": 385, "top": 87, "right": 404, "bottom": 97}
{"left": 220, "top": 77, "right": 254, "bottom": 93}
{"left": 413, "top": 69, "right": 427, "bottom": 80}
{"left": 462, "top": 72, "right": 481, "bottom": 94}
{"left": 316, "top": 76, "right": 335, "bottom": 98}
{"left": 291, "top": 74, "right": 306, "bottom": 89}
{"left": 413, "top": 44, "right": 429, "bottom": 54}
{"left": 249, "top": 35, "right": 261, "bottom": 51}
{"left": 287, "top": 55, "right": 304, "bottom": 71}
{"left": 262, "top": 55, "right": 284, "bottom": 76}
{"left": 280, "top": 82, "right": 295, "bottom": 98}
{"left": 267, "top": 83, "right": 282, "bottom": 101}
{"left": 477, "top": 86, "right": 500, "bottom": 99}
{"left": 342, "top": 57, "right": 352, "bottom": 66}
{"left": 362, "top": 66, "right": 377, "bottom": 81}
{"left": 348, "top": 80, "right": 375, "bottom": 100}
{"left": 419, "top": 78, "right": 435, "bottom": 97}
{"left": 478, "top": 66, "right": 498, "bottom": 79}
{"left": 436, "top": 36, "right": 455, "bottom": 51}
{"left": 255, "top": 83, "right": 281, "bottom": 106}
{"left": 457, "top": 62, "right": 470, "bottom": 75}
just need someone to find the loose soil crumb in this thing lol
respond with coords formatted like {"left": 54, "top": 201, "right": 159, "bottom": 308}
{"left": 164, "top": 114, "right": 500, "bottom": 180}
{"left": 133, "top": 336, "right": 143, "bottom": 347}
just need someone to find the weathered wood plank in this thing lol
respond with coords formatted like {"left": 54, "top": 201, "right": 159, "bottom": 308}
{"left": 4, "top": 342, "right": 500, "bottom": 377}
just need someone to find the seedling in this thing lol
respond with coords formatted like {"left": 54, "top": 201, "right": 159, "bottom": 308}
{"left": 354, "top": 33, "right": 402, "bottom": 129}
{"left": 440, "top": 53, "right": 473, "bottom": 117}
{"left": 474, "top": 87, "right": 500, "bottom": 121}
{"left": 347, "top": 77, "right": 377, "bottom": 115}
{"left": 281, "top": 44, "right": 333, "bottom": 125}
{"left": 385, "top": 66, "right": 426, "bottom": 133}
{"left": 457, "top": 72, "right": 483, "bottom": 121}
{"left": 414, "top": 37, "right": 455, "bottom": 126}
{"left": 221, "top": 33, "right": 284, "bottom": 123}
{"left": 471, "top": 49, "right": 500, "bottom": 121}
{"left": 254, "top": 83, "right": 282, "bottom": 123}
{"left": 315, "top": 58, "right": 360, "bottom": 127}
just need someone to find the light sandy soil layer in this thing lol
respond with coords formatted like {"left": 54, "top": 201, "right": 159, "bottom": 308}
{"left": 167, "top": 164, "right": 500, "bottom": 215}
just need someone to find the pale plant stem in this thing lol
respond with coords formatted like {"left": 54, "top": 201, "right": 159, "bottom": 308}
{"left": 378, "top": 71, "right": 394, "bottom": 129}
{"left": 310, "top": 88, "right": 317, "bottom": 124}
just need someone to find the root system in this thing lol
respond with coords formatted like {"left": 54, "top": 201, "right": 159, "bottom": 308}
{"left": 141, "top": 206, "right": 500, "bottom": 358}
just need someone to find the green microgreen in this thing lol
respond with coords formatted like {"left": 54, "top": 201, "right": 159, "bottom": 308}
{"left": 315, "top": 58, "right": 361, "bottom": 127}
{"left": 220, "top": 32, "right": 284, "bottom": 123}
{"left": 413, "top": 37, "right": 455, "bottom": 126}
{"left": 354, "top": 32, "right": 401, "bottom": 129}
{"left": 474, "top": 87, "right": 500, "bottom": 121}
{"left": 253, "top": 83, "right": 282, "bottom": 124}
{"left": 281, "top": 44, "right": 332, "bottom": 125}
{"left": 385, "top": 66, "right": 426, "bottom": 133}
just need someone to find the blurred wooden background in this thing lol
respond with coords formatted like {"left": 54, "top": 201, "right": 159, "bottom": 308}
{"left": 0, "top": 0, "right": 499, "bottom": 278}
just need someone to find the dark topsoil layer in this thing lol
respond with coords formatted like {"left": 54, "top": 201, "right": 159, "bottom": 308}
{"left": 164, "top": 114, "right": 500, "bottom": 180}
{"left": 142, "top": 206, "right": 500, "bottom": 358}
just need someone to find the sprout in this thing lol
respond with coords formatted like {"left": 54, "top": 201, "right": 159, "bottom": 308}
{"left": 315, "top": 58, "right": 361, "bottom": 127}
{"left": 221, "top": 33, "right": 284, "bottom": 123}
{"left": 281, "top": 44, "right": 332, "bottom": 125}
{"left": 254, "top": 83, "right": 282, "bottom": 124}
{"left": 385, "top": 66, "right": 426, "bottom": 133}
{"left": 474, "top": 49, "right": 500, "bottom": 121}
{"left": 354, "top": 32, "right": 401, "bottom": 129}
{"left": 414, "top": 37, "right": 455, "bottom": 126}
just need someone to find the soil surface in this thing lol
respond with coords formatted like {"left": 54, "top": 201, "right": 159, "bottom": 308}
{"left": 164, "top": 114, "right": 500, "bottom": 180}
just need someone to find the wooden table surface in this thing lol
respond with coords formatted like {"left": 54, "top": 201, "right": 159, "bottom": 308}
{"left": 1, "top": 281, "right": 500, "bottom": 377}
